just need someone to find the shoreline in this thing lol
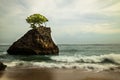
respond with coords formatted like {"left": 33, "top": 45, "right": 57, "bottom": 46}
{"left": 0, "top": 67, "right": 120, "bottom": 80}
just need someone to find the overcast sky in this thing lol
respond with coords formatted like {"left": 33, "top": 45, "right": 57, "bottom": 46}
{"left": 0, "top": 0, "right": 120, "bottom": 44}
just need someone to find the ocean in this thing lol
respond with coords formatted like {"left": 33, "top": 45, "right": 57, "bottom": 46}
{"left": 0, "top": 44, "right": 120, "bottom": 71}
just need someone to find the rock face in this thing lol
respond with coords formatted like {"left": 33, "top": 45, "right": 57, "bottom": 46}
{"left": 7, "top": 27, "right": 59, "bottom": 55}
{"left": 0, "top": 62, "right": 7, "bottom": 71}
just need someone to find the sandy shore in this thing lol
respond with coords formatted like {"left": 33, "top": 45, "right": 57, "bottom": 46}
{"left": 0, "top": 67, "right": 120, "bottom": 80}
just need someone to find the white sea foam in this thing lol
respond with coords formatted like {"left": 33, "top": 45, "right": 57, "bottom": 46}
{"left": 5, "top": 61, "right": 119, "bottom": 72}
{"left": 100, "top": 53, "right": 120, "bottom": 64}
{"left": 51, "top": 53, "right": 120, "bottom": 64}
{"left": 5, "top": 61, "right": 19, "bottom": 67}
{"left": 0, "top": 52, "right": 7, "bottom": 55}
{"left": 4, "top": 53, "right": 120, "bottom": 72}
{"left": 31, "top": 62, "right": 119, "bottom": 71}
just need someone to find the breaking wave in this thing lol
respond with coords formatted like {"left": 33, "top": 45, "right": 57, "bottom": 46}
{"left": 51, "top": 53, "right": 120, "bottom": 64}
{"left": 4, "top": 53, "right": 120, "bottom": 72}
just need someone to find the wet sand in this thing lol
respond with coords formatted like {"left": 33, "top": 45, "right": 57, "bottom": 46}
{"left": 0, "top": 67, "right": 120, "bottom": 80}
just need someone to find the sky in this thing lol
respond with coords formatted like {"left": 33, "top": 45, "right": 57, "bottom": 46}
{"left": 0, "top": 0, "right": 120, "bottom": 44}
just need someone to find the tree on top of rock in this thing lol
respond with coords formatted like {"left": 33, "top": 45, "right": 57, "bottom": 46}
{"left": 26, "top": 14, "right": 48, "bottom": 29}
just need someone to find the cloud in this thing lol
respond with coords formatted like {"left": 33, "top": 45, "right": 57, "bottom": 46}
{"left": 101, "top": 2, "right": 120, "bottom": 16}
{"left": 52, "top": 23, "right": 120, "bottom": 38}
{"left": 80, "top": 24, "right": 120, "bottom": 34}
{"left": 0, "top": 0, "right": 120, "bottom": 44}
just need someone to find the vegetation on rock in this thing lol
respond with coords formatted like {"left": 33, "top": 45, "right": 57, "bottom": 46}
{"left": 26, "top": 14, "right": 48, "bottom": 29}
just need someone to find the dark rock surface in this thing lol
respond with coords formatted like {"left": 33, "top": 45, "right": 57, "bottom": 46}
{"left": 0, "top": 62, "right": 7, "bottom": 71}
{"left": 7, "top": 26, "right": 59, "bottom": 55}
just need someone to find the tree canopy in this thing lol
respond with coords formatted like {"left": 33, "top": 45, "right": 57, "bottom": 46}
{"left": 26, "top": 14, "right": 48, "bottom": 29}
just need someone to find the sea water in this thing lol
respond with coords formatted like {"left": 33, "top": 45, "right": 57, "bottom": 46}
{"left": 0, "top": 44, "right": 120, "bottom": 71}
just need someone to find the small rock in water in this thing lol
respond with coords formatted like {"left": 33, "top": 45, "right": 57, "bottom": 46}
{"left": 0, "top": 62, "right": 7, "bottom": 71}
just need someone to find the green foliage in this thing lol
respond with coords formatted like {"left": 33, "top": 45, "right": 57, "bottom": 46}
{"left": 26, "top": 14, "right": 48, "bottom": 29}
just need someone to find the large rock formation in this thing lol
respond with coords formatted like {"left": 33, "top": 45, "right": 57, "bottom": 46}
{"left": 7, "top": 27, "right": 59, "bottom": 55}
{"left": 0, "top": 62, "right": 7, "bottom": 71}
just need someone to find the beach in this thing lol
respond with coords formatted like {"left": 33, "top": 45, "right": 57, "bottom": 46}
{"left": 0, "top": 44, "right": 120, "bottom": 80}
{"left": 0, "top": 67, "right": 120, "bottom": 80}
